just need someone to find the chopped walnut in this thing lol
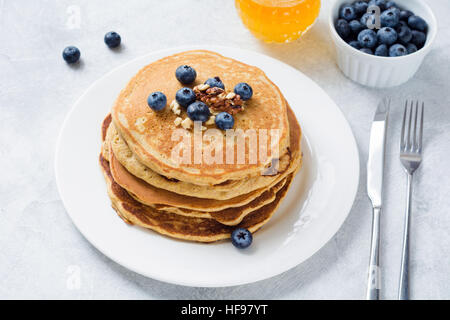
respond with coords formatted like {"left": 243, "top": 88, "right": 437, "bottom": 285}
{"left": 193, "top": 85, "right": 244, "bottom": 115}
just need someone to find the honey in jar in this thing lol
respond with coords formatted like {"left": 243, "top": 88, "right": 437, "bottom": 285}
{"left": 235, "top": 0, "right": 321, "bottom": 43}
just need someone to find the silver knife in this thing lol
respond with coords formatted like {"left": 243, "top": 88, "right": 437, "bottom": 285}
{"left": 366, "top": 98, "right": 389, "bottom": 300}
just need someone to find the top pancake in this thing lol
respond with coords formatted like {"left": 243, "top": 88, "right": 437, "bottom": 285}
{"left": 111, "top": 50, "right": 290, "bottom": 185}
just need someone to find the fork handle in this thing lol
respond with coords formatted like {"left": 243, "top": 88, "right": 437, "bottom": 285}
{"left": 367, "top": 206, "right": 381, "bottom": 300}
{"left": 398, "top": 172, "right": 413, "bottom": 300}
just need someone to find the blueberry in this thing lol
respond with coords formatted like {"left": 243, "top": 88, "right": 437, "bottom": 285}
{"left": 147, "top": 92, "right": 167, "bottom": 111}
{"left": 215, "top": 112, "right": 235, "bottom": 130}
{"left": 368, "top": 0, "right": 386, "bottom": 11}
{"left": 358, "top": 29, "right": 377, "bottom": 48}
{"left": 175, "top": 65, "right": 197, "bottom": 85}
{"left": 360, "top": 48, "right": 373, "bottom": 55}
{"left": 397, "top": 24, "right": 412, "bottom": 44}
{"left": 175, "top": 87, "right": 196, "bottom": 108}
{"left": 349, "top": 20, "right": 365, "bottom": 34}
{"left": 187, "top": 101, "right": 210, "bottom": 122}
{"left": 408, "top": 15, "right": 428, "bottom": 32}
{"left": 353, "top": 1, "right": 369, "bottom": 16}
{"left": 205, "top": 77, "right": 225, "bottom": 89}
{"left": 374, "top": 44, "right": 388, "bottom": 56}
{"left": 336, "top": 19, "right": 351, "bottom": 39}
{"left": 385, "top": 1, "right": 397, "bottom": 9}
{"left": 406, "top": 43, "right": 418, "bottom": 54}
{"left": 400, "top": 10, "right": 414, "bottom": 21}
{"left": 340, "top": 4, "right": 357, "bottom": 21}
{"left": 360, "top": 13, "right": 375, "bottom": 28}
{"left": 234, "top": 82, "right": 253, "bottom": 100}
{"left": 231, "top": 228, "right": 252, "bottom": 249}
{"left": 380, "top": 8, "right": 400, "bottom": 28}
{"left": 62, "top": 46, "right": 80, "bottom": 64}
{"left": 348, "top": 40, "right": 361, "bottom": 49}
{"left": 377, "top": 27, "right": 398, "bottom": 45}
{"left": 389, "top": 44, "right": 407, "bottom": 57}
{"left": 411, "top": 30, "right": 426, "bottom": 48}
{"left": 104, "top": 31, "right": 121, "bottom": 48}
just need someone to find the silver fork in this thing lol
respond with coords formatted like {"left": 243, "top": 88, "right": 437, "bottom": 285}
{"left": 398, "top": 100, "right": 424, "bottom": 300}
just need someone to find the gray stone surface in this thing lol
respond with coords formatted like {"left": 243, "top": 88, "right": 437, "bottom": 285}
{"left": 0, "top": 0, "right": 449, "bottom": 299}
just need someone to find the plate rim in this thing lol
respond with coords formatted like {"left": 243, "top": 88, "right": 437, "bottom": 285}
{"left": 55, "top": 45, "right": 360, "bottom": 287}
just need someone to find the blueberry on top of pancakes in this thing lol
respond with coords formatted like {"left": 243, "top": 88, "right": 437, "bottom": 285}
{"left": 205, "top": 77, "right": 225, "bottom": 89}
{"left": 175, "top": 65, "right": 197, "bottom": 85}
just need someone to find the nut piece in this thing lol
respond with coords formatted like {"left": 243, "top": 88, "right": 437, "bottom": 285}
{"left": 174, "top": 117, "right": 182, "bottom": 126}
{"left": 181, "top": 117, "right": 193, "bottom": 129}
{"left": 196, "top": 84, "right": 210, "bottom": 91}
{"left": 193, "top": 86, "right": 244, "bottom": 115}
{"left": 205, "top": 115, "right": 215, "bottom": 125}
{"left": 170, "top": 100, "right": 181, "bottom": 115}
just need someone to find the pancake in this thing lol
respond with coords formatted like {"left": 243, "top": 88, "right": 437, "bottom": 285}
{"left": 111, "top": 50, "right": 290, "bottom": 185}
{"left": 101, "top": 117, "right": 296, "bottom": 226}
{"left": 99, "top": 153, "right": 293, "bottom": 242}
{"left": 109, "top": 102, "right": 301, "bottom": 200}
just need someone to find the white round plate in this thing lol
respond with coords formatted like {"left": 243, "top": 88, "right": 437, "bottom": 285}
{"left": 55, "top": 45, "right": 359, "bottom": 287}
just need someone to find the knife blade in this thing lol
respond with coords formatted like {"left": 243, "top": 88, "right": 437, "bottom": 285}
{"left": 367, "top": 98, "right": 389, "bottom": 207}
{"left": 366, "top": 98, "right": 389, "bottom": 300}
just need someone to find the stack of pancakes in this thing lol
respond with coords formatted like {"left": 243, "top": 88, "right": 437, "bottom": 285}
{"left": 100, "top": 50, "right": 303, "bottom": 242}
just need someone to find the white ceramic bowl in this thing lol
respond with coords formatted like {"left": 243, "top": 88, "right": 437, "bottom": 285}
{"left": 329, "top": 0, "right": 437, "bottom": 88}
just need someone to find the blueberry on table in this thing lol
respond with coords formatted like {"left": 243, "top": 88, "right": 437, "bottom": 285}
{"left": 215, "top": 112, "right": 235, "bottom": 130}
{"left": 234, "top": 83, "right": 253, "bottom": 101}
{"left": 340, "top": 4, "right": 356, "bottom": 22}
{"left": 406, "top": 43, "right": 418, "bottom": 54}
{"left": 349, "top": 20, "right": 365, "bottom": 34}
{"left": 389, "top": 44, "right": 408, "bottom": 57}
{"left": 348, "top": 40, "right": 361, "bottom": 49}
{"left": 353, "top": 1, "right": 369, "bottom": 16}
{"left": 397, "top": 24, "right": 412, "bottom": 44}
{"left": 408, "top": 15, "right": 428, "bottom": 32}
{"left": 377, "top": 27, "right": 398, "bottom": 45}
{"left": 187, "top": 101, "right": 210, "bottom": 122}
{"left": 411, "top": 30, "right": 426, "bottom": 48}
{"left": 380, "top": 8, "right": 400, "bottom": 28}
{"left": 204, "top": 77, "right": 225, "bottom": 89}
{"left": 360, "top": 48, "right": 373, "bottom": 55}
{"left": 231, "top": 228, "right": 253, "bottom": 249}
{"left": 368, "top": 0, "right": 386, "bottom": 11}
{"left": 336, "top": 19, "right": 351, "bottom": 39}
{"left": 374, "top": 44, "right": 388, "bottom": 56}
{"left": 147, "top": 92, "right": 167, "bottom": 111}
{"left": 358, "top": 29, "right": 377, "bottom": 48}
{"left": 400, "top": 10, "right": 414, "bottom": 21}
{"left": 175, "top": 65, "right": 197, "bottom": 85}
{"left": 62, "top": 46, "right": 80, "bottom": 64}
{"left": 104, "top": 31, "right": 121, "bottom": 48}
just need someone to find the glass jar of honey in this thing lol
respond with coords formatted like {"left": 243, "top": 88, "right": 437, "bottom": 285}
{"left": 235, "top": 0, "right": 321, "bottom": 43}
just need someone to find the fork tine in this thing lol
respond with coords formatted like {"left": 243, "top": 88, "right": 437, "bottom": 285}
{"left": 418, "top": 102, "right": 424, "bottom": 151}
{"left": 406, "top": 101, "right": 413, "bottom": 150}
{"left": 400, "top": 100, "right": 408, "bottom": 151}
{"left": 413, "top": 101, "right": 418, "bottom": 151}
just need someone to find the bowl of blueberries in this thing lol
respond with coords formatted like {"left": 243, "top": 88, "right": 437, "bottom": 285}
{"left": 329, "top": 0, "right": 437, "bottom": 88}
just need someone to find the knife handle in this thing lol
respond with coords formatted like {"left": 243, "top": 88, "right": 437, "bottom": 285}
{"left": 367, "top": 206, "right": 381, "bottom": 300}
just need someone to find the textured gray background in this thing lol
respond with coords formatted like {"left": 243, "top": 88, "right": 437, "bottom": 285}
{"left": 1, "top": 0, "right": 449, "bottom": 299}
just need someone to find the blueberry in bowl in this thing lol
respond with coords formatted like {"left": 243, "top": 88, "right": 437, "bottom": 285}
{"left": 333, "top": 0, "right": 431, "bottom": 57}
{"left": 329, "top": 0, "right": 437, "bottom": 87}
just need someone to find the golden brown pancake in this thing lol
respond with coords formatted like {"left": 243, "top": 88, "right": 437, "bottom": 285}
{"left": 99, "top": 153, "right": 293, "bottom": 242}
{"left": 111, "top": 50, "right": 290, "bottom": 185}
